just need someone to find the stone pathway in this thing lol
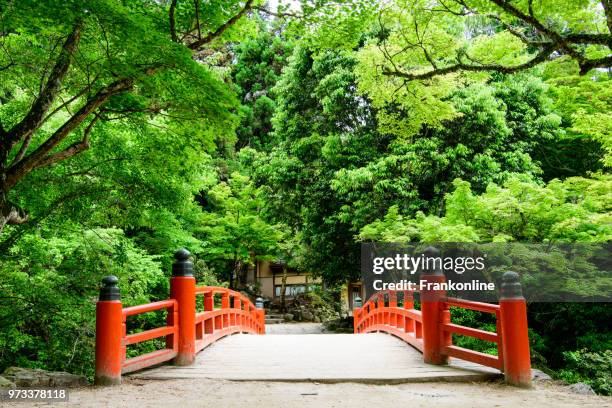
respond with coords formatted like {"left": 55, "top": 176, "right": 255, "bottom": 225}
{"left": 266, "top": 323, "right": 325, "bottom": 334}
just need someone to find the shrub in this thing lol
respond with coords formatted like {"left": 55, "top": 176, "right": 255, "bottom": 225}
{"left": 557, "top": 349, "right": 612, "bottom": 395}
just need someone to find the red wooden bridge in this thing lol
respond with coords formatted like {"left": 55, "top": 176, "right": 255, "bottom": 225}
{"left": 95, "top": 249, "right": 531, "bottom": 387}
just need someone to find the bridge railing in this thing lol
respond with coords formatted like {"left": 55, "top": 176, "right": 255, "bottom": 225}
{"left": 354, "top": 290, "right": 424, "bottom": 352}
{"left": 354, "top": 270, "right": 531, "bottom": 387}
{"left": 94, "top": 249, "right": 265, "bottom": 386}
{"left": 440, "top": 297, "right": 503, "bottom": 370}
{"left": 121, "top": 299, "right": 179, "bottom": 374}
{"left": 194, "top": 286, "right": 264, "bottom": 353}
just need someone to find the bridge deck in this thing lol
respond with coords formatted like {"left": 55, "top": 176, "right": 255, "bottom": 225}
{"left": 131, "top": 333, "right": 502, "bottom": 383}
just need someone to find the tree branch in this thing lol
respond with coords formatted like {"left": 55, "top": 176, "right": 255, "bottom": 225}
{"left": 563, "top": 33, "right": 612, "bottom": 46}
{"left": 187, "top": 0, "right": 254, "bottom": 50}
{"left": 487, "top": 0, "right": 556, "bottom": 38}
{"left": 0, "top": 61, "right": 14, "bottom": 71}
{"left": 579, "top": 54, "right": 612, "bottom": 74}
{"left": 602, "top": 0, "right": 612, "bottom": 33}
{"left": 32, "top": 113, "right": 100, "bottom": 170}
{"left": 384, "top": 0, "right": 612, "bottom": 82}
{"left": 382, "top": 44, "right": 556, "bottom": 81}
{"left": 5, "top": 78, "right": 133, "bottom": 189}
{"left": 38, "top": 156, "right": 127, "bottom": 181}
{"left": 169, "top": 0, "right": 178, "bottom": 42}
{"left": 254, "top": 6, "right": 302, "bottom": 19}
{"left": 3, "top": 21, "right": 84, "bottom": 154}
{"left": 0, "top": 200, "right": 28, "bottom": 233}
{"left": 10, "top": 86, "right": 91, "bottom": 167}
{"left": 483, "top": 13, "right": 550, "bottom": 46}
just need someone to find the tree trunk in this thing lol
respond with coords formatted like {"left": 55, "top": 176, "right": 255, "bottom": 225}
{"left": 229, "top": 251, "right": 239, "bottom": 289}
{"left": 0, "top": 182, "right": 27, "bottom": 235}
{"left": 280, "top": 264, "right": 288, "bottom": 313}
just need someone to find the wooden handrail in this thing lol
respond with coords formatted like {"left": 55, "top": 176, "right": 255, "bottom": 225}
{"left": 442, "top": 297, "right": 500, "bottom": 314}
{"left": 195, "top": 285, "right": 257, "bottom": 311}
{"left": 123, "top": 299, "right": 177, "bottom": 317}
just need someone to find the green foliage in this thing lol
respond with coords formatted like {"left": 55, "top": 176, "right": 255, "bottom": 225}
{"left": 448, "top": 308, "right": 498, "bottom": 356}
{"left": 232, "top": 22, "right": 293, "bottom": 150}
{"left": 255, "top": 47, "right": 380, "bottom": 284}
{"left": 361, "top": 175, "right": 611, "bottom": 392}
{"left": 196, "top": 171, "right": 283, "bottom": 285}
{"left": 544, "top": 62, "right": 612, "bottom": 171}
{"left": 558, "top": 349, "right": 612, "bottom": 395}
{"left": 361, "top": 175, "right": 612, "bottom": 243}
{"left": 258, "top": 44, "right": 569, "bottom": 285}
{"left": 0, "top": 226, "right": 167, "bottom": 379}
{"left": 0, "top": 0, "right": 270, "bottom": 381}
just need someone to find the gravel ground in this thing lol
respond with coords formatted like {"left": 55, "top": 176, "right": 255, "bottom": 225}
{"left": 6, "top": 378, "right": 611, "bottom": 408}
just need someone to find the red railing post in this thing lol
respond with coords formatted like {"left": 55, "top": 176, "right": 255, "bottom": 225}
{"left": 232, "top": 297, "right": 240, "bottom": 327}
{"left": 166, "top": 300, "right": 179, "bottom": 353}
{"left": 353, "top": 307, "right": 361, "bottom": 333}
{"left": 499, "top": 271, "right": 531, "bottom": 387}
{"left": 420, "top": 246, "right": 448, "bottom": 365}
{"left": 377, "top": 294, "right": 384, "bottom": 325}
{"left": 170, "top": 249, "right": 196, "bottom": 366}
{"left": 403, "top": 291, "right": 414, "bottom": 333}
{"left": 95, "top": 276, "right": 123, "bottom": 385}
{"left": 221, "top": 291, "right": 230, "bottom": 328}
{"left": 389, "top": 291, "right": 397, "bottom": 327}
{"left": 204, "top": 291, "right": 214, "bottom": 334}
{"left": 260, "top": 309, "right": 265, "bottom": 333}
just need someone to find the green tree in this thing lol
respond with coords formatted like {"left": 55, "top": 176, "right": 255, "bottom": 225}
{"left": 259, "top": 45, "right": 568, "bottom": 284}
{"left": 360, "top": 175, "right": 611, "bottom": 243}
{"left": 231, "top": 20, "right": 293, "bottom": 150}
{"left": 197, "top": 171, "right": 282, "bottom": 288}
{"left": 368, "top": 0, "right": 612, "bottom": 81}
{"left": 0, "top": 227, "right": 168, "bottom": 378}
{"left": 0, "top": 0, "right": 258, "bottom": 233}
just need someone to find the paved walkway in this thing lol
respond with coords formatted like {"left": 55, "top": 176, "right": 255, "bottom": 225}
{"left": 131, "top": 332, "right": 501, "bottom": 383}
{"left": 266, "top": 323, "right": 325, "bottom": 334}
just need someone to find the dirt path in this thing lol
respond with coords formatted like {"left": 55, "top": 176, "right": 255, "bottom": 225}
{"left": 6, "top": 379, "right": 610, "bottom": 408}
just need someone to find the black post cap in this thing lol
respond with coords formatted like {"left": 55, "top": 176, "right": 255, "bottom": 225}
{"left": 500, "top": 271, "right": 523, "bottom": 299}
{"left": 99, "top": 275, "right": 120, "bottom": 301}
{"left": 172, "top": 248, "right": 193, "bottom": 277}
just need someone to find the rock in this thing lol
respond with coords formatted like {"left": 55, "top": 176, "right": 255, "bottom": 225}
{"left": 568, "top": 382, "right": 595, "bottom": 395}
{"left": 0, "top": 376, "right": 15, "bottom": 388}
{"left": 2, "top": 367, "right": 45, "bottom": 387}
{"left": 48, "top": 371, "right": 87, "bottom": 387}
{"left": 302, "top": 311, "right": 314, "bottom": 321}
{"left": 531, "top": 369, "right": 552, "bottom": 381}
{"left": 283, "top": 313, "right": 294, "bottom": 322}
{"left": 2, "top": 367, "right": 86, "bottom": 388}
